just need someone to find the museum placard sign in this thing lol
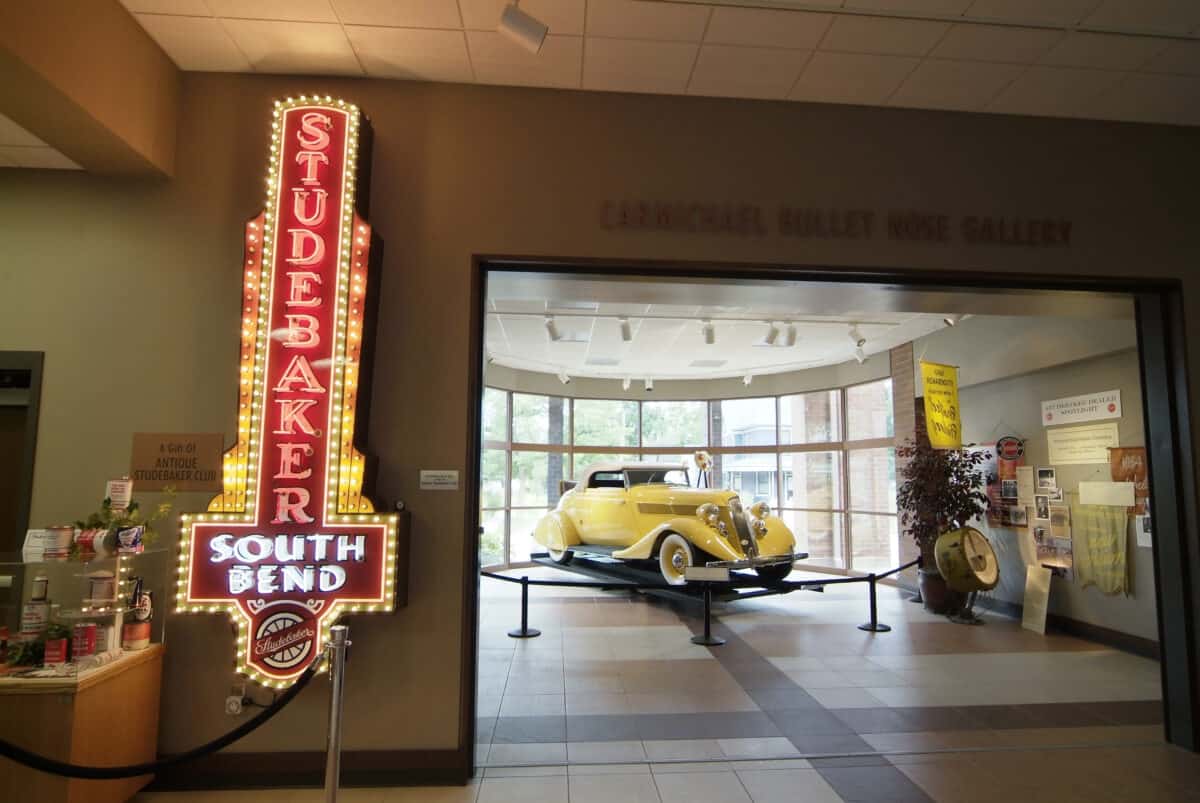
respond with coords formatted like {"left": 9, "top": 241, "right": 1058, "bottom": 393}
{"left": 1046, "top": 422, "right": 1120, "bottom": 465}
{"left": 130, "top": 432, "right": 223, "bottom": 491}
{"left": 177, "top": 97, "right": 399, "bottom": 687}
{"left": 1041, "top": 389, "right": 1121, "bottom": 426}
{"left": 920, "top": 361, "right": 961, "bottom": 449}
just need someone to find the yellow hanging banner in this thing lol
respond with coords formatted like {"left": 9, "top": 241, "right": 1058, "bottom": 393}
{"left": 920, "top": 361, "right": 962, "bottom": 449}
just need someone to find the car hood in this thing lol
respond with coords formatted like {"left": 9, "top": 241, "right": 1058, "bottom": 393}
{"left": 628, "top": 485, "right": 741, "bottom": 507}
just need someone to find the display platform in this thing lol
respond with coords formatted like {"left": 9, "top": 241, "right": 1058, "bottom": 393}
{"left": 527, "top": 550, "right": 819, "bottom": 603}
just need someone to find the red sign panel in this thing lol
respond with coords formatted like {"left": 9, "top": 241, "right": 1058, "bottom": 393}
{"left": 177, "top": 97, "right": 397, "bottom": 687}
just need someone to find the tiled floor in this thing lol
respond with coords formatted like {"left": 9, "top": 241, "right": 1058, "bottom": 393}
{"left": 136, "top": 566, "right": 1194, "bottom": 802}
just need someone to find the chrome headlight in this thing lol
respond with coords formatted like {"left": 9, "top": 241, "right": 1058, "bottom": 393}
{"left": 751, "top": 517, "right": 768, "bottom": 538}
{"left": 750, "top": 501, "right": 771, "bottom": 520}
{"left": 696, "top": 503, "right": 720, "bottom": 528}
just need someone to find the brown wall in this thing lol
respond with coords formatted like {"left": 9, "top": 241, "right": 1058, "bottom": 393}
{"left": 1, "top": 73, "right": 1198, "bottom": 759}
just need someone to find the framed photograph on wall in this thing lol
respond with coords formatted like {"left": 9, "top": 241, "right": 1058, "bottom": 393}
{"left": 1001, "top": 479, "right": 1019, "bottom": 500}
{"left": 1034, "top": 495, "right": 1050, "bottom": 521}
{"left": 1009, "top": 506, "right": 1029, "bottom": 527}
{"left": 1037, "top": 467, "right": 1057, "bottom": 490}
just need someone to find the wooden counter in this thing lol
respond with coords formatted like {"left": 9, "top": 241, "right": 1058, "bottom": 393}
{"left": 0, "top": 645, "right": 164, "bottom": 803}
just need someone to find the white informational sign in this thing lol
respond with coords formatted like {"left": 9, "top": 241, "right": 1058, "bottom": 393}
{"left": 1046, "top": 422, "right": 1120, "bottom": 465}
{"left": 1079, "top": 481, "right": 1136, "bottom": 507}
{"left": 1015, "top": 466, "right": 1035, "bottom": 505}
{"left": 1041, "top": 389, "right": 1121, "bottom": 427}
{"left": 1022, "top": 565, "right": 1052, "bottom": 635}
{"left": 22, "top": 529, "right": 52, "bottom": 563}
{"left": 419, "top": 469, "right": 460, "bottom": 491}
{"left": 1135, "top": 515, "right": 1152, "bottom": 548}
{"left": 686, "top": 566, "right": 731, "bottom": 582}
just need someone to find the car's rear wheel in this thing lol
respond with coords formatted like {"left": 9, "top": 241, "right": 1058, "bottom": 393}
{"left": 658, "top": 533, "right": 693, "bottom": 586}
{"left": 547, "top": 547, "right": 574, "bottom": 565}
{"left": 755, "top": 561, "right": 793, "bottom": 584}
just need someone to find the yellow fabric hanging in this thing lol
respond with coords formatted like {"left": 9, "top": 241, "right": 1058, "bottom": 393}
{"left": 1070, "top": 499, "right": 1129, "bottom": 595}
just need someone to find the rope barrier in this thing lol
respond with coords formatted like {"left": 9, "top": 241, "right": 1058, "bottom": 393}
{"left": 0, "top": 651, "right": 325, "bottom": 780}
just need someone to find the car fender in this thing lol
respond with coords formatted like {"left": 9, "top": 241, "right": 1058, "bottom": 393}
{"left": 532, "top": 510, "right": 580, "bottom": 552}
{"left": 613, "top": 518, "right": 742, "bottom": 562}
{"left": 757, "top": 516, "right": 797, "bottom": 558}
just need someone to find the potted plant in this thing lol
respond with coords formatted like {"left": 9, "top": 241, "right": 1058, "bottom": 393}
{"left": 896, "top": 438, "right": 989, "bottom": 614}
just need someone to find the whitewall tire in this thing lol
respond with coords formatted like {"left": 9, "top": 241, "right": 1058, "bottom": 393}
{"left": 658, "top": 533, "right": 693, "bottom": 586}
{"left": 547, "top": 546, "right": 573, "bottom": 564}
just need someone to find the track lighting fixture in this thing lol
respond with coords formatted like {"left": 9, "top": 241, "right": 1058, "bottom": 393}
{"left": 743, "top": 373, "right": 753, "bottom": 387}
{"left": 854, "top": 346, "right": 867, "bottom": 364}
{"left": 622, "top": 377, "right": 632, "bottom": 391}
{"left": 764, "top": 322, "right": 780, "bottom": 346}
{"left": 619, "top": 317, "right": 632, "bottom": 342}
{"left": 848, "top": 324, "right": 866, "bottom": 348}
{"left": 485, "top": 351, "right": 495, "bottom": 365}
{"left": 784, "top": 323, "right": 797, "bottom": 347}
{"left": 544, "top": 316, "right": 561, "bottom": 341}
{"left": 702, "top": 320, "right": 715, "bottom": 345}
{"left": 557, "top": 370, "right": 571, "bottom": 385}
{"left": 644, "top": 378, "right": 654, "bottom": 392}
{"left": 498, "top": 2, "right": 548, "bottom": 54}
{"left": 943, "top": 314, "right": 962, "bottom": 327}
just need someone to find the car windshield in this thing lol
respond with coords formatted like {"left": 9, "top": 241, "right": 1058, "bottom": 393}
{"left": 625, "top": 468, "right": 690, "bottom": 487}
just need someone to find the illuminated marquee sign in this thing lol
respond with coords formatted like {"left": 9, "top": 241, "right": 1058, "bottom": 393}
{"left": 177, "top": 96, "right": 397, "bottom": 687}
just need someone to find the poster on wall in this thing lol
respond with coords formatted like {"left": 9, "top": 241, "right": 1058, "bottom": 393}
{"left": 919, "top": 361, "right": 961, "bottom": 449}
{"left": 1047, "top": 422, "right": 1120, "bottom": 465}
{"left": 1109, "top": 446, "right": 1149, "bottom": 514}
{"left": 987, "top": 436, "right": 1024, "bottom": 527}
{"left": 1033, "top": 523, "right": 1073, "bottom": 580}
{"left": 1041, "top": 389, "right": 1121, "bottom": 426}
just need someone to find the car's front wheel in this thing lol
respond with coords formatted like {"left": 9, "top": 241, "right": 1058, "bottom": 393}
{"left": 547, "top": 547, "right": 574, "bottom": 565}
{"left": 658, "top": 533, "right": 693, "bottom": 586}
{"left": 755, "top": 561, "right": 794, "bottom": 584}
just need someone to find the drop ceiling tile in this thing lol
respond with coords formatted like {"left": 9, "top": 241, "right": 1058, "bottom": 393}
{"left": 987, "top": 65, "right": 1125, "bottom": 116}
{"left": 586, "top": 0, "right": 710, "bottom": 43}
{"left": 206, "top": 0, "right": 337, "bottom": 23}
{"left": 0, "top": 113, "right": 46, "bottom": 147}
{"left": 1082, "top": 71, "right": 1200, "bottom": 124}
{"left": 789, "top": 50, "right": 919, "bottom": 105}
{"left": 1040, "top": 31, "right": 1169, "bottom": 70}
{"left": 704, "top": 7, "right": 832, "bottom": 50}
{"left": 931, "top": 23, "right": 1063, "bottom": 64}
{"left": 135, "top": 14, "right": 252, "bottom": 71}
{"left": 688, "top": 45, "right": 811, "bottom": 99}
{"left": 584, "top": 37, "right": 699, "bottom": 94}
{"left": 221, "top": 19, "right": 362, "bottom": 75}
{"left": 119, "top": 0, "right": 211, "bottom": 14}
{"left": 844, "top": 0, "right": 973, "bottom": 13}
{"left": 347, "top": 26, "right": 472, "bottom": 82}
{"left": 963, "top": 0, "right": 1101, "bottom": 26}
{"left": 460, "top": 0, "right": 585, "bottom": 36}
{"left": 889, "top": 58, "right": 1025, "bottom": 111}
{"left": 1140, "top": 39, "right": 1200, "bottom": 75}
{"left": 468, "top": 32, "right": 583, "bottom": 88}
{"left": 1082, "top": 0, "right": 1200, "bottom": 36}
{"left": 0, "top": 146, "right": 81, "bottom": 169}
{"left": 331, "top": 0, "right": 463, "bottom": 29}
{"left": 819, "top": 16, "right": 950, "bottom": 57}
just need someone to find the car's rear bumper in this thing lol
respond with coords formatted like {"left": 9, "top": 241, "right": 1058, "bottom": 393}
{"left": 705, "top": 551, "right": 807, "bottom": 570}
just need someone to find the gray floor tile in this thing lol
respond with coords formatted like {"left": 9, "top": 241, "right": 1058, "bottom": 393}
{"left": 808, "top": 755, "right": 892, "bottom": 768}
{"left": 637, "top": 712, "right": 782, "bottom": 740}
{"left": 771, "top": 708, "right": 858, "bottom": 736}
{"left": 477, "top": 717, "right": 497, "bottom": 743}
{"left": 566, "top": 715, "right": 642, "bottom": 742}
{"left": 493, "top": 716, "right": 567, "bottom": 744}
{"left": 829, "top": 708, "right": 919, "bottom": 734}
{"left": 1081, "top": 700, "right": 1165, "bottom": 726}
{"left": 785, "top": 732, "right": 876, "bottom": 755}
{"left": 748, "top": 687, "right": 824, "bottom": 712}
{"left": 817, "top": 765, "right": 935, "bottom": 802}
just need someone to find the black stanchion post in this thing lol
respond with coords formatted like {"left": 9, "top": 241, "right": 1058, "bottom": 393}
{"left": 690, "top": 583, "right": 726, "bottom": 646}
{"left": 508, "top": 575, "right": 541, "bottom": 639}
{"left": 857, "top": 573, "right": 892, "bottom": 633}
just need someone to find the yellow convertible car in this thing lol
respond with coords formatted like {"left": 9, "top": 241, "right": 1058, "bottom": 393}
{"left": 532, "top": 463, "right": 798, "bottom": 585}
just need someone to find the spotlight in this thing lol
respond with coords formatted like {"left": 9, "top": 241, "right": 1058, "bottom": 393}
{"left": 544, "top": 316, "right": 561, "bottom": 341}
{"left": 943, "top": 314, "right": 962, "bottom": 327}
{"left": 702, "top": 320, "right": 715, "bottom": 345}
{"left": 485, "top": 351, "right": 495, "bottom": 365}
{"left": 644, "top": 378, "right": 654, "bottom": 392}
{"left": 764, "top": 322, "right": 780, "bottom": 346}
{"left": 619, "top": 317, "right": 632, "bottom": 342}
{"left": 854, "top": 346, "right": 867, "bottom": 364}
{"left": 557, "top": 370, "right": 570, "bottom": 385}
{"left": 622, "top": 377, "right": 632, "bottom": 391}
{"left": 743, "top": 373, "right": 753, "bottom": 387}
{"left": 784, "top": 323, "right": 797, "bottom": 347}
{"left": 848, "top": 324, "right": 866, "bottom": 348}
{"left": 498, "top": 2, "right": 548, "bottom": 54}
